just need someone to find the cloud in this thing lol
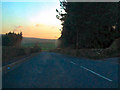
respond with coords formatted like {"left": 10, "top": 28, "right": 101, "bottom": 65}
{"left": 13, "top": 25, "right": 24, "bottom": 32}
{"left": 17, "top": 26, "right": 24, "bottom": 28}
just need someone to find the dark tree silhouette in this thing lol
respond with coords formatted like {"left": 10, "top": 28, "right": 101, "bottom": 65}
{"left": 2, "top": 32, "right": 23, "bottom": 46}
{"left": 56, "top": 1, "right": 120, "bottom": 49}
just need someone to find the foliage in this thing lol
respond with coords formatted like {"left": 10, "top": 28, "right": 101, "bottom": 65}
{"left": 56, "top": 1, "right": 120, "bottom": 49}
{"left": 30, "top": 42, "right": 42, "bottom": 53}
{"left": 2, "top": 32, "right": 23, "bottom": 46}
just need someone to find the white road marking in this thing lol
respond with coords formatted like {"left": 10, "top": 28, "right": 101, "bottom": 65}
{"left": 70, "top": 61, "right": 76, "bottom": 65}
{"left": 80, "top": 66, "right": 113, "bottom": 82}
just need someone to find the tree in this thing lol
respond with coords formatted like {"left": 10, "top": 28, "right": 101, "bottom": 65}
{"left": 56, "top": 1, "right": 120, "bottom": 49}
{"left": 2, "top": 32, "right": 23, "bottom": 46}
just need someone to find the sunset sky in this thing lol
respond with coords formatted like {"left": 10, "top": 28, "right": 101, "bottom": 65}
{"left": 2, "top": 0, "right": 62, "bottom": 39}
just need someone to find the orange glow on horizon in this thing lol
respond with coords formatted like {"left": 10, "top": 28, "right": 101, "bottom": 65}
{"left": 2, "top": 24, "right": 61, "bottom": 39}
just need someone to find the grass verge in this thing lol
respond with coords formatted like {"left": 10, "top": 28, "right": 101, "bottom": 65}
{"left": 49, "top": 48, "right": 120, "bottom": 63}
{"left": 2, "top": 46, "right": 41, "bottom": 66}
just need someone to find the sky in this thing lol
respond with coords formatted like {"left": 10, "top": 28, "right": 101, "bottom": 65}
{"left": 2, "top": 1, "right": 62, "bottom": 39}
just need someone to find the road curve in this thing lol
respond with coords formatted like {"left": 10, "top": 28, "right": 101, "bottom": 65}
{"left": 2, "top": 52, "right": 119, "bottom": 88}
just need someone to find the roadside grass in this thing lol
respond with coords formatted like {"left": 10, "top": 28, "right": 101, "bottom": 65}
{"left": 2, "top": 46, "right": 42, "bottom": 66}
{"left": 2, "top": 42, "right": 56, "bottom": 65}
{"left": 50, "top": 48, "right": 120, "bottom": 61}
{"left": 49, "top": 38, "right": 120, "bottom": 63}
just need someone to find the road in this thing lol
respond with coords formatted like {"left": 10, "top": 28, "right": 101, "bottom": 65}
{"left": 2, "top": 52, "right": 119, "bottom": 88}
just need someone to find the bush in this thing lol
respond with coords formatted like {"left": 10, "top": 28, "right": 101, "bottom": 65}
{"left": 30, "top": 47, "right": 41, "bottom": 53}
{"left": 16, "top": 48, "right": 26, "bottom": 56}
{"left": 30, "top": 42, "right": 42, "bottom": 53}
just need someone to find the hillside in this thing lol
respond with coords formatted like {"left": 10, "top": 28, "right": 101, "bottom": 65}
{"left": 22, "top": 37, "right": 56, "bottom": 44}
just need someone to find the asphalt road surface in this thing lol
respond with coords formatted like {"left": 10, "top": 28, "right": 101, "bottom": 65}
{"left": 2, "top": 52, "right": 119, "bottom": 88}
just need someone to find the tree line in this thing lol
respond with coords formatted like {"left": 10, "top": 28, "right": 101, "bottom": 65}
{"left": 2, "top": 32, "right": 23, "bottom": 46}
{"left": 56, "top": 1, "right": 120, "bottom": 49}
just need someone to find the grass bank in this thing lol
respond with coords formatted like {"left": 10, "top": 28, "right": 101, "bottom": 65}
{"left": 3, "top": 41, "right": 56, "bottom": 65}
{"left": 50, "top": 48, "right": 119, "bottom": 59}
{"left": 2, "top": 46, "right": 41, "bottom": 66}
{"left": 49, "top": 38, "right": 120, "bottom": 63}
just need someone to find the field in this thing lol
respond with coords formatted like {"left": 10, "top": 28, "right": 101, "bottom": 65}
{"left": 21, "top": 42, "right": 56, "bottom": 51}
{"left": 21, "top": 37, "right": 57, "bottom": 51}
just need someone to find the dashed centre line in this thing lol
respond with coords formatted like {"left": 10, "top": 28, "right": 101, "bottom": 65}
{"left": 70, "top": 61, "right": 113, "bottom": 82}
{"left": 70, "top": 61, "right": 76, "bottom": 65}
{"left": 80, "top": 66, "right": 113, "bottom": 82}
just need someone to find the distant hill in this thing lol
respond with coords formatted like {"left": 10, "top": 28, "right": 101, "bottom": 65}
{"left": 22, "top": 37, "right": 57, "bottom": 44}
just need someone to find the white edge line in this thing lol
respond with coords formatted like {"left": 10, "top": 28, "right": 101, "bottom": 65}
{"left": 80, "top": 66, "right": 113, "bottom": 82}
